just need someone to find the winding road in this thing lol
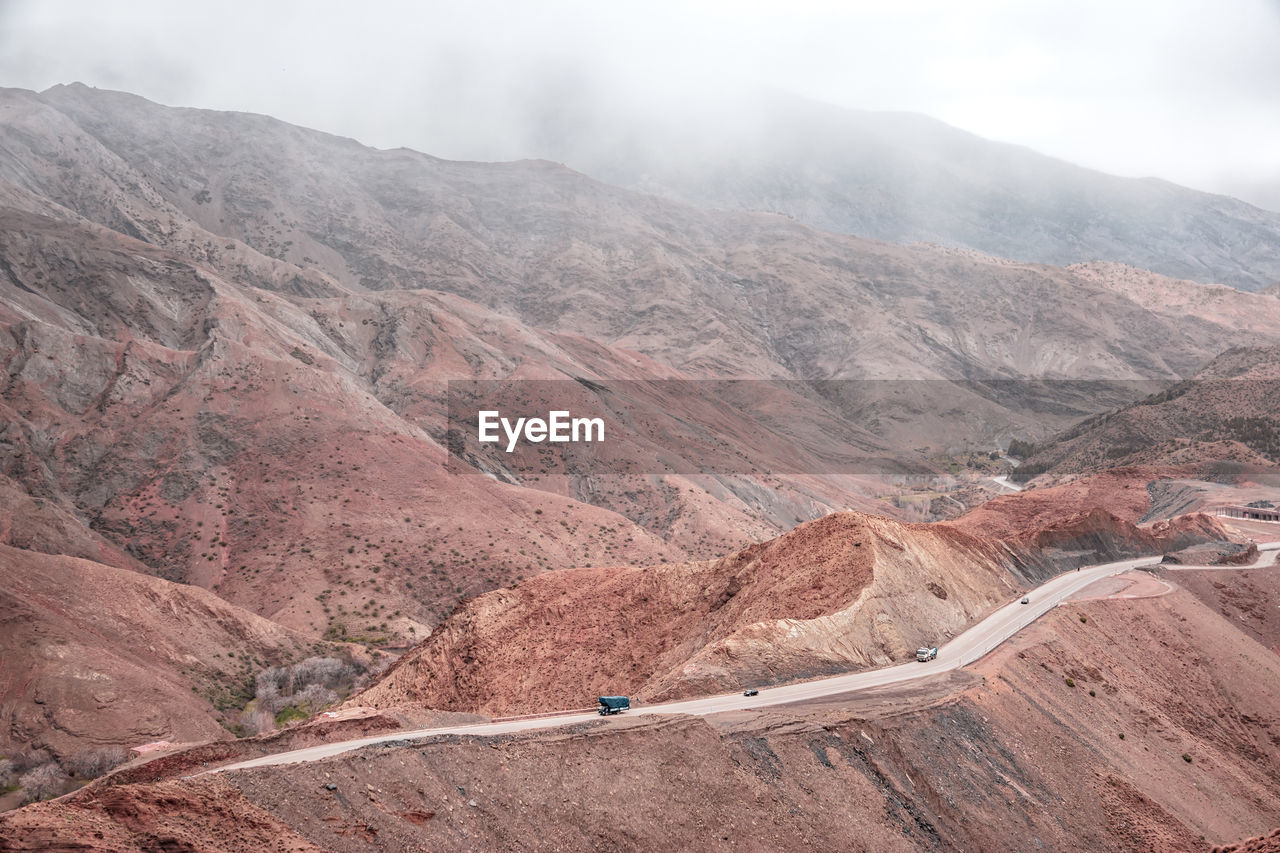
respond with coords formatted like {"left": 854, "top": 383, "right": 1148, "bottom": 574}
{"left": 214, "top": 541, "right": 1279, "bottom": 774}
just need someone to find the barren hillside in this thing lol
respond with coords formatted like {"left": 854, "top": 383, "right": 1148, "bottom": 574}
{"left": 2, "top": 83, "right": 1278, "bottom": 824}
{"left": 1012, "top": 347, "right": 1280, "bottom": 481}
{"left": 6, "top": 565, "right": 1280, "bottom": 851}
{"left": 352, "top": 485, "right": 1227, "bottom": 716}
{"left": 0, "top": 544, "right": 318, "bottom": 757}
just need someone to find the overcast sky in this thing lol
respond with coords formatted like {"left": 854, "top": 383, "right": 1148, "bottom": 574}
{"left": 2, "top": 0, "right": 1279, "bottom": 209}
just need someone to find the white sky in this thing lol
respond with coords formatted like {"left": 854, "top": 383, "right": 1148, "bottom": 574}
{"left": 2, "top": 0, "right": 1279, "bottom": 208}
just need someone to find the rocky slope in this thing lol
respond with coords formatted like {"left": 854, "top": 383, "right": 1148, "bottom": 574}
{"left": 0, "top": 544, "right": 319, "bottom": 758}
{"left": 0, "top": 207, "right": 706, "bottom": 633}
{"left": 1012, "top": 347, "right": 1280, "bottom": 481}
{"left": 353, "top": 512, "right": 1015, "bottom": 714}
{"left": 2, "top": 85, "right": 1279, "bottom": 597}
{"left": 4, "top": 87, "right": 1277, "bottom": 638}
{"left": 9, "top": 86, "right": 1280, "bottom": 386}
{"left": 5, "top": 570, "right": 1279, "bottom": 851}
{"left": 3, "top": 83, "right": 1279, "bottom": 809}
{"left": 351, "top": 478, "right": 1227, "bottom": 716}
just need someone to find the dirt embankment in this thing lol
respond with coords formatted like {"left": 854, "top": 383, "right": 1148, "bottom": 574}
{"left": 352, "top": 488, "right": 1227, "bottom": 717}
{"left": 950, "top": 468, "right": 1231, "bottom": 578}
{"left": 0, "top": 776, "right": 328, "bottom": 852}
{"left": 7, "top": 578, "right": 1280, "bottom": 851}
{"left": 1214, "top": 828, "right": 1280, "bottom": 852}
{"left": 967, "top": 586, "right": 1280, "bottom": 847}
{"left": 1173, "top": 567, "right": 1280, "bottom": 653}
{"left": 349, "top": 511, "right": 1024, "bottom": 715}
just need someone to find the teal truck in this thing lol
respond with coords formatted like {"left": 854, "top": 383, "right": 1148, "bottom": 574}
{"left": 597, "top": 696, "right": 630, "bottom": 715}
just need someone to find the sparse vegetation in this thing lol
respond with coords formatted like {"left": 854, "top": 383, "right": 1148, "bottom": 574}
{"left": 240, "top": 654, "right": 389, "bottom": 734}
{"left": 19, "top": 762, "right": 68, "bottom": 804}
{"left": 1217, "top": 416, "right": 1280, "bottom": 461}
{"left": 1006, "top": 438, "right": 1037, "bottom": 459}
{"left": 1182, "top": 753, "right": 1193, "bottom": 763}
{"left": 66, "top": 746, "right": 128, "bottom": 779}
{"left": 1064, "top": 677, "right": 1076, "bottom": 688}
{"left": 274, "top": 705, "right": 310, "bottom": 726}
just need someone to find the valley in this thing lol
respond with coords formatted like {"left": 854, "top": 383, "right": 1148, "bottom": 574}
{"left": 0, "top": 77, "right": 1278, "bottom": 850}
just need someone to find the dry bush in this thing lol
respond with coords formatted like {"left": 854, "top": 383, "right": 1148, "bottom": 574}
{"left": 19, "top": 762, "right": 68, "bottom": 804}
{"left": 291, "top": 656, "right": 352, "bottom": 687}
{"left": 255, "top": 665, "right": 291, "bottom": 697}
{"left": 10, "top": 747, "right": 51, "bottom": 771}
{"left": 355, "top": 655, "right": 392, "bottom": 688}
{"left": 0, "top": 758, "right": 15, "bottom": 788}
{"left": 254, "top": 656, "right": 365, "bottom": 714}
{"left": 291, "top": 683, "right": 338, "bottom": 714}
{"left": 244, "top": 709, "right": 276, "bottom": 735}
{"left": 67, "top": 746, "right": 128, "bottom": 779}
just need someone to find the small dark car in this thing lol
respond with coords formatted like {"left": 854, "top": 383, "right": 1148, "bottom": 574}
{"left": 743, "top": 689, "right": 759, "bottom": 697}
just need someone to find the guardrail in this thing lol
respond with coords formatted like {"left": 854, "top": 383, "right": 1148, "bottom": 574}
{"left": 958, "top": 624, "right": 1020, "bottom": 669}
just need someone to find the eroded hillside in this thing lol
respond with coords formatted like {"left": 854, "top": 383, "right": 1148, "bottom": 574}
{"left": 352, "top": 479, "right": 1228, "bottom": 716}
{"left": 5, "top": 567, "right": 1279, "bottom": 851}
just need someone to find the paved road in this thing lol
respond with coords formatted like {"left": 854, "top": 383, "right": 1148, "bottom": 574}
{"left": 990, "top": 475, "right": 1023, "bottom": 492}
{"left": 220, "top": 549, "right": 1242, "bottom": 774}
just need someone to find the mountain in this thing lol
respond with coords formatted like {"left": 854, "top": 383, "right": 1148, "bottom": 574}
{"left": 8, "top": 85, "right": 1280, "bottom": 386}
{"left": 0, "top": 206, "right": 694, "bottom": 636}
{"left": 539, "top": 89, "right": 1280, "bottom": 292}
{"left": 8, "top": 543, "right": 1280, "bottom": 851}
{"left": 2, "top": 84, "right": 1279, "bottom": 642}
{"left": 1012, "top": 345, "right": 1280, "bottom": 481}
{"left": 1, "top": 83, "right": 1279, "bottom": 780}
{"left": 352, "top": 490, "right": 1222, "bottom": 717}
{"left": 2, "top": 86, "right": 1276, "bottom": 601}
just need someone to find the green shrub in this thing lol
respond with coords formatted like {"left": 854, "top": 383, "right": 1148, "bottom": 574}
{"left": 1065, "top": 677, "right": 1076, "bottom": 688}
{"left": 274, "top": 705, "right": 308, "bottom": 726}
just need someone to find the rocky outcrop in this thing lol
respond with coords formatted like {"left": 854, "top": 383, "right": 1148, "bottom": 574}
{"left": 9, "top": 581, "right": 1280, "bottom": 851}
{"left": 352, "top": 488, "right": 1225, "bottom": 715}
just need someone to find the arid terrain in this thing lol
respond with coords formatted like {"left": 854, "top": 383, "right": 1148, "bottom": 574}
{"left": 1013, "top": 345, "right": 1280, "bottom": 482}
{"left": 351, "top": 480, "right": 1226, "bottom": 717}
{"left": 1, "top": 80, "right": 1280, "bottom": 849}
{"left": 4, "top": 554, "right": 1280, "bottom": 851}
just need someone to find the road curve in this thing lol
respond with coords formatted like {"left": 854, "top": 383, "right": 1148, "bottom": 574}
{"left": 989, "top": 475, "right": 1023, "bottom": 492}
{"left": 214, "top": 543, "right": 1279, "bottom": 774}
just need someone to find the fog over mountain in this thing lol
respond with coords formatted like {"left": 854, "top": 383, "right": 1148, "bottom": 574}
{"left": 496, "top": 86, "right": 1280, "bottom": 292}
{"left": 6, "top": 5, "right": 1280, "bottom": 845}
{"left": 2, "top": 0, "right": 1279, "bottom": 209}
